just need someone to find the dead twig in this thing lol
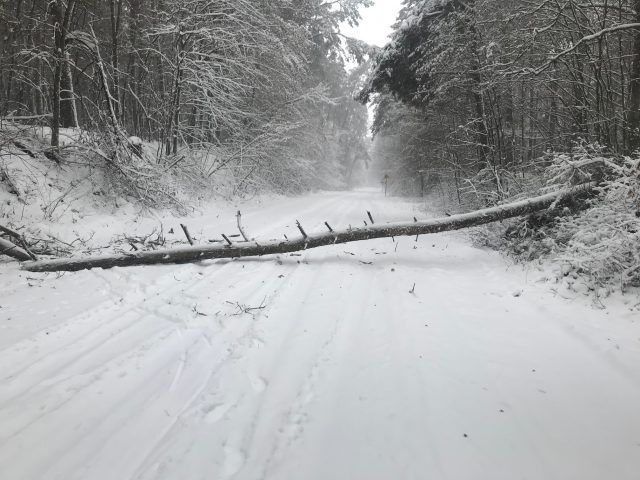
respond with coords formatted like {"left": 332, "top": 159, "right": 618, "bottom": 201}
{"left": 296, "top": 220, "right": 308, "bottom": 239}
{"left": 236, "top": 211, "right": 250, "bottom": 242}
{"left": 180, "top": 224, "right": 194, "bottom": 245}
{"left": 225, "top": 297, "right": 267, "bottom": 317}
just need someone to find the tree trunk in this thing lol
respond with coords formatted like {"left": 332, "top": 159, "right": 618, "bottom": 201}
{"left": 49, "top": 0, "right": 77, "bottom": 147}
{"left": 61, "top": 51, "right": 78, "bottom": 128}
{"left": 110, "top": 0, "right": 123, "bottom": 121}
{"left": 127, "top": 0, "right": 144, "bottom": 135}
{"left": 22, "top": 184, "right": 594, "bottom": 273}
{"left": 628, "top": 0, "right": 640, "bottom": 151}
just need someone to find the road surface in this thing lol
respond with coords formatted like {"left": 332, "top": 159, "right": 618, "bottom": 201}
{"left": 1, "top": 190, "right": 639, "bottom": 480}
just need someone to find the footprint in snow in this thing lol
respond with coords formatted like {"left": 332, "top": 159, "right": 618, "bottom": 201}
{"left": 223, "top": 446, "right": 246, "bottom": 478}
{"left": 248, "top": 373, "right": 267, "bottom": 393}
{"left": 203, "top": 403, "right": 233, "bottom": 424}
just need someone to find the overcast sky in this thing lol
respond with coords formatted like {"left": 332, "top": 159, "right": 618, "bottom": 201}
{"left": 341, "top": 0, "right": 404, "bottom": 47}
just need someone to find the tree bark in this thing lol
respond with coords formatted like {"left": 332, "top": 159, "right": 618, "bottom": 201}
{"left": 21, "top": 184, "right": 594, "bottom": 273}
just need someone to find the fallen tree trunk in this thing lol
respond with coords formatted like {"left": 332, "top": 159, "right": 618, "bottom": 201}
{"left": 0, "top": 237, "right": 33, "bottom": 261}
{"left": 22, "top": 184, "right": 594, "bottom": 273}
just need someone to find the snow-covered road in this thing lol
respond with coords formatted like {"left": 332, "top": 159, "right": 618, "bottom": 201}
{"left": 1, "top": 190, "right": 640, "bottom": 480}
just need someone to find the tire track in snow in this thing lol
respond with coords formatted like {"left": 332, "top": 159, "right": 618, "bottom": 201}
{"left": 0, "top": 258, "right": 295, "bottom": 474}
{"left": 0, "top": 192, "right": 348, "bottom": 402}
{"left": 130, "top": 195, "right": 366, "bottom": 480}
{"left": 0, "top": 192, "right": 346, "bottom": 375}
{"left": 0, "top": 194, "right": 351, "bottom": 480}
{"left": 255, "top": 269, "right": 380, "bottom": 480}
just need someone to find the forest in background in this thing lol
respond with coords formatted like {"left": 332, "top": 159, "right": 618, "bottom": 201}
{"left": 0, "top": 0, "right": 372, "bottom": 200}
{"left": 361, "top": 0, "right": 640, "bottom": 202}
{"left": 358, "top": 0, "right": 640, "bottom": 292}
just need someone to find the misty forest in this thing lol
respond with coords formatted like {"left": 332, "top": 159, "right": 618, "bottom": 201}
{"left": 1, "top": 1, "right": 640, "bottom": 479}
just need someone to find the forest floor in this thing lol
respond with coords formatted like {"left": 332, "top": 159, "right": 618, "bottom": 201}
{"left": 1, "top": 188, "right": 640, "bottom": 480}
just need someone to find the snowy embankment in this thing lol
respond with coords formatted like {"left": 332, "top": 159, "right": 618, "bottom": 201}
{"left": 1, "top": 190, "right": 639, "bottom": 480}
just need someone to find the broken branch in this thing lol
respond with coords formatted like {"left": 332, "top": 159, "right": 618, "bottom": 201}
{"left": 296, "top": 220, "right": 308, "bottom": 239}
{"left": 236, "top": 210, "right": 250, "bottom": 242}
{"left": 367, "top": 211, "right": 375, "bottom": 224}
{"left": 221, "top": 234, "right": 233, "bottom": 246}
{"left": 180, "top": 224, "right": 194, "bottom": 245}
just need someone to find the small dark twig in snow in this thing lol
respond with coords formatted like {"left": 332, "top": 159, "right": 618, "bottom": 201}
{"left": 367, "top": 211, "right": 375, "bottom": 224}
{"left": 225, "top": 297, "right": 267, "bottom": 317}
{"left": 221, "top": 234, "right": 233, "bottom": 246}
{"left": 192, "top": 305, "right": 208, "bottom": 317}
{"left": 180, "top": 224, "right": 194, "bottom": 245}
{"left": 236, "top": 210, "right": 250, "bottom": 242}
{"left": 296, "top": 220, "right": 308, "bottom": 239}
{"left": 325, "top": 222, "right": 333, "bottom": 233}
{"left": 409, "top": 283, "right": 416, "bottom": 294}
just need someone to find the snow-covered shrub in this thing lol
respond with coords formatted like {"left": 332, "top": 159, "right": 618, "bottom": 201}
{"left": 554, "top": 156, "right": 640, "bottom": 288}
{"left": 462, "top": 165, "right": 526, "bottom": 206}
{"left": 499, "top": 142, "right": 640, "bottom": 292}
{"left": 543, "top": 141, "right": 619, "bottom": 189}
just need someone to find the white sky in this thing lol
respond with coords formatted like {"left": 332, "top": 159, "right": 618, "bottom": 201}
{"left": 341, "top": 0, "right": 404, "bottom": 48}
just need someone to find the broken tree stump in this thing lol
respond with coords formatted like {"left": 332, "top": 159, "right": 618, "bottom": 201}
{"left": 21, "top": 184, "right": 594, "bottom": 273}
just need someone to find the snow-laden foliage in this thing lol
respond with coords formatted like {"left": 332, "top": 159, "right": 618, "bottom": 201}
{"left": 553, "top": 157, "right": 640, "bottom": 289}
{"left": 362, "top": 0, "right": 640, "bottom": 228}
{"left": 0, "top": 0, "right": 373, "bottom": 199}
{"left": 502, "top": 144, "right": 640, "bottom": 291}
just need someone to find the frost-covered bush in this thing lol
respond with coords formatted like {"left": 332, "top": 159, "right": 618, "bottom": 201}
{"left": 501, "top": 143, "right": 640, "bottom": 291}
{"left": 554, "top": 156, "right": 640, "bottom": 288}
